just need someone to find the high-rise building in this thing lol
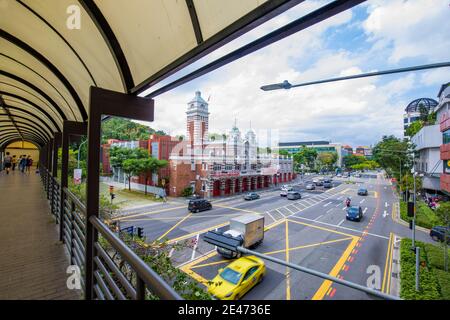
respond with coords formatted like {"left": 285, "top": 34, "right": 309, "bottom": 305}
{"left": 435, "top": 83, "right": 450, "bottom": 195}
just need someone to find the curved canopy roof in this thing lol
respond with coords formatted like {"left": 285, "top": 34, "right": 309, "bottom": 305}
{"left": 0, "top": 0, "right": 300, "bottom": 147}
{"left": 405, "top": 98, "right": 438, "bottom": 113}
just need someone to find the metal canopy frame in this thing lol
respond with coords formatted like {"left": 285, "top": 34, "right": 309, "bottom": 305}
{"left": 85, "top": 86, "right": 154, "bottom": 299}
{"left": 59, "top": 120, "right": 87, "bottom": 241}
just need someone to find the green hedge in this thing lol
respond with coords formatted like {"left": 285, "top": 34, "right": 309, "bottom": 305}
{"left": 399, "top": 201, "right": 443, "bottom": 229}
{"left": 434, "top": 269, "right": 450, "bottom": 300}
{"left": 400, "top": 239, "right": 441, "bottom": 300}
{"left": 424, "top": 243, "right": 450, "bottom": 270}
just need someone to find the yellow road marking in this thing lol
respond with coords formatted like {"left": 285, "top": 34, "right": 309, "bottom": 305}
{"left": 214, "top": 203, "right": 263, "bottom": 215}
{"left": 113, "top": 205, "right": 186, "bottom": 221}
{"left": 386, "top": 234, "right": 394, "bottom": 294}
{"left": 122, "top": 212, "right": 244, "bottom": 222}
{"left": 167, "top": 221, "right": 230, "bottom": 243}
{"left": 381, "top": 232, "right": 393, "bottom": 293}
{"left": 191, "top": 259, "right": 235, "bottom": 269}
{"left": 285, "top": 220, "right": 291, "bottom": 300}
{"left": 180, "top": 251, "right": 218, "bottom": 287}
{"left": 287, "top": 219, "right": 355, "bottom": 238}
{"left": 311, "top": 236, "right": 360, "bottom": 300}
{"left": 157, "top": 213, "right": 192, "bottom": 241}
{"left": 263, "top": 237, "right": 353, "bottom": 255}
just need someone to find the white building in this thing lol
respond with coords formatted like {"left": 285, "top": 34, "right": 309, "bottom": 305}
{"left": 411, "top": 124, "right": 442, "bottom": 191}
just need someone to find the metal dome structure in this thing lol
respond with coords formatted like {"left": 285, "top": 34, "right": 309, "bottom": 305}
{"left": 405, "top": 98, "right": 438, "bottom": 113}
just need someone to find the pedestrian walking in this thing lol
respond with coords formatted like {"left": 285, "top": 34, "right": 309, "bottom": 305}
{"left": 3, "top": 152, "right": 12, "bottom": 174}
{"left": 12, "top": 155, "right": 17, "bottom": 171}
{"left": 26, "top": 155, "right": 33, "bottom": 173}
{"left": 19, "top": 155, "right": 27, "bottom": 173}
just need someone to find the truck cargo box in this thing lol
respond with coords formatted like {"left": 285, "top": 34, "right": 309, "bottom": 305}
{"left": 229, "top": 215, "right": 264, "bottom": 248}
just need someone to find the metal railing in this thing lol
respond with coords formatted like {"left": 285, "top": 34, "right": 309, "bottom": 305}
{"left": 39, "top": 166, "right": 182, "bottom": 300}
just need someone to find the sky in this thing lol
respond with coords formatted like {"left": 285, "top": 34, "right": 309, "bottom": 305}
{"left": 137, "top": 0, "right": 450, "bottom": 148}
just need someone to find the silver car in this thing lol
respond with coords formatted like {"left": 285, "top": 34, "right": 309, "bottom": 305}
{"left": 287, "top": 191, "right": 302, "bottom": 200}
{"left": 305, "top": 184, "right": 315, "bottom": 190}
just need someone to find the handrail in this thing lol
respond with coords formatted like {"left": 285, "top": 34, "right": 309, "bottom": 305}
{"left": 89, "top": 216, "right": 182, "bottom": 300}
{"left": 62, "top": 186, "right": 182, "bottom": 300}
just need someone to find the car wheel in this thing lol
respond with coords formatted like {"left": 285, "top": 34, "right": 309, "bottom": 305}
{"left": 432, "top": 235, "right": 439, "bottom": 241}
{"left": 195, "top": 209, "right": 199, "bottom": 213}
{"left": 235, "top": 294, "right": 240, "bottom": 300}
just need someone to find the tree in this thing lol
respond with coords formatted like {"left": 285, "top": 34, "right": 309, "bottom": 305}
{"left": 373, "top": 135, "right": 411, "bottom": 179}
{"left": 343, "top": 155, "right": 366, "bottom": 168}
{"left": 293, "top": 146, "right": 318, "bottom": 170}
{"left": 122, "top": 159, "right": 142, "bottom": 191}
{"left": 139, "top": 158, "right": 169, "bottom": 195}
{"left": 317, "top": 152, "right": 338, "bottom": 170}
{"left": 435, "top": 202, "right": 450, "bottom": 272}
{"left": 102, "top": 117, "right": 166, "bottom": 144}
{"left": 278, "top": 149, "right": 289, "bottom": 156}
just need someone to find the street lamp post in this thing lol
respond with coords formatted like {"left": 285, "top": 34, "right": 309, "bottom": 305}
{"left": 77, "top": 139, "right": 87, "bottom": 169}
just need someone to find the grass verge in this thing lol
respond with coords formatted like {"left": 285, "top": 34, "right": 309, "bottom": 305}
{"left": 400, "top": 238, "right": 449, "bottom": 300}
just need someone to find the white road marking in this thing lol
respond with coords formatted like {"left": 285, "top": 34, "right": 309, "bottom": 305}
{"left": 326, "top": 208, "right": 333, "bottom": 213}
{"left": 363, "top": 207, "right": 368, "bottom": 214}
{"left": 266, "top": 211, "right": 277, "bottom": 222}
{"left": 335, "top": 203, "right": 341, "bottom": 207}
{"left": 359, "top": 199, "right": 365, "bottom": 204}
{"left": 383, "top": 210, "right": 389, "bottom": 218}
{"left": 337, "top": 219, "right": 345, "bottom": 226}
{"left": 385, "top": 202, "right": 388, "bottom": 208}
{"left": 342, "top": 206, "right": 347, "bottom": 210}
{"left": 323, "top": 201, "right": 333, "bottom": 207}
{"left": 275, "top": 208, "right": 286, "bottom": 218}
{"left": 314, "top": 215, "right": 323, "bottom": 221}
{"left": 285, "top": 206, "right": 296, "bottom": 214}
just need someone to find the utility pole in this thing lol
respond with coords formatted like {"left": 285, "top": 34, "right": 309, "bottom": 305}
{"left": 412, "top": 171, "right": 416, "bottom": 248}
{"left": 415, "top": 246, "right": 420, "bottom": 291}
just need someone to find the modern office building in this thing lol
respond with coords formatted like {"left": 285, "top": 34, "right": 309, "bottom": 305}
{"left": 403, "top": 98, "right": 438, "bottom": 136}
{"left": 277, "top": 141, "right": 343, "bottom": 167}
{"left": 435, "top": 83, "right": 450, "bottom": 195}
{"left": 342, "top": 145, "right": 353, "bottom": 157}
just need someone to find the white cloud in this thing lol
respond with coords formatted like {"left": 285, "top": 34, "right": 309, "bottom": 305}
{"left": 142, "top": 0, "right": 448, "bottom": 147}
{"left": 363, "top": 0, "right": 450, "bottom": 63}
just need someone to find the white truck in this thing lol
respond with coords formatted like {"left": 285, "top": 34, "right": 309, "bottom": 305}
{"left": 217, "top": 215, "right": 264, "bottom": 258}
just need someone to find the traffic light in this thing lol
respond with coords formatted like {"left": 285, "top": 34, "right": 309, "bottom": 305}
{"left": 407, "top": 202, "right": 414, "bottom": 217}
{"left": 137, "top": 227, "right": 144, "bottom": 238}
{"left": 110, "top": 193, "right": 116, "bottom": 200}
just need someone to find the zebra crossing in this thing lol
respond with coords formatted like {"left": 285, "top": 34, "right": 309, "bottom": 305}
{"left": 264, "top": 187, "right": 346, "bottom": 222}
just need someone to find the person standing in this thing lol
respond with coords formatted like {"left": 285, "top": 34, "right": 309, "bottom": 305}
{"left": 19, "top": 155, "right": 27, "bottom": 173}
{"left": 3, "top": 152, "right": 12, "bottom": 174}
{"left": 26, "top": 155, "right": 33, "bottom": 173}
{"left": 12, "top": 155, "right": 17, "bottom": 171}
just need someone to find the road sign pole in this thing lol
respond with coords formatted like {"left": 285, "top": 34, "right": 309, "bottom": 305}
{"left": 415, "top": 246, "right": 420, "bottom": 291}
{"left": 412, "top": 173, "right": 416, "bottom": 248}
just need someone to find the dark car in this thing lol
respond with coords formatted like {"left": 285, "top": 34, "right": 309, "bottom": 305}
{"left": 287, "top": 191, "right": 302, "bottom": 200}
{"left": 357, "top": 188, "right": 368, "bottom": 196}
{"left": 346, "top": 206, "right": 363, "bottom": 222}
{"left": 244, "top": 192, "right": 260, "bottom": 201}
{"left": 188, "top": 199, "right": 212, "bottom": 213}
{"left": 430, "top": 226, "right": 450, "bottom": 243}
{"left": 323, "top": 181, "right": 333, "bottom": 188}
{"left": 314, "top": 180, "right": 323, "bottom": 186}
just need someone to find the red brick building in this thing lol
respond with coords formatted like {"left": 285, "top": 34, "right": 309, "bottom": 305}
{"left": 436, "top": 83, "right": 450, "bottom": 194}
{"left": 168, "top": 91, "right": 294, "bottom": 198}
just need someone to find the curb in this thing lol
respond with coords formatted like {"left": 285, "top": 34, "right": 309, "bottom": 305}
{"left": 393, "top": 202, "right": 431, "bottom": 234}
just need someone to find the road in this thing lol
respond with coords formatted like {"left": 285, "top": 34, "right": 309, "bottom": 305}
{"left": 114, "top": 172, "right": 433, "bottom": 300}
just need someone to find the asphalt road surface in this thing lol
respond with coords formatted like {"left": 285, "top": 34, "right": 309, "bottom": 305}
{"left": 115, "top": 172, "right": 433, "bottom": 300}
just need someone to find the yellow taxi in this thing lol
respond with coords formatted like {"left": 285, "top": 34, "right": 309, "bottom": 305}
{"left": 207, "top": 255, "right": 265, "bottom": 300}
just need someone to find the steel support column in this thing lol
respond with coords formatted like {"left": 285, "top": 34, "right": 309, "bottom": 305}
{"left": 85, "top": 87, "right": 154, "bottom": 300}
{"left": 60, "top": 121, "right": 87, "bottom": 241}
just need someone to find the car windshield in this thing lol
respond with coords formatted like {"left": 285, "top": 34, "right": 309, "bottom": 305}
{"left": 348, "top": 207, "right": 359, "bottom": 214}
{"left": 359, "top": 189, "right": 366, "bottom": 192}
{"left": 220, "top": 268, "right": 242, "bottom": 285}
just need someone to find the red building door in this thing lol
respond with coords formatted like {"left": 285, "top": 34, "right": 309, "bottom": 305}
{"left": 224, "top": 179, "right": 231, "bottom": 195}
{"left": 242, "top": 178, "right": 248, "bottom": 192}
{"left": 213, "top": 180, "right": 220, "bottom": 197}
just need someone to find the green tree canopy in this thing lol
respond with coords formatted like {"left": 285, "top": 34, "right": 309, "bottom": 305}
{"left": 317, "top": 152, "right": 338, "bottom": 169}
{"left": 373, "top": 135, "right": 411, "bottom": 179}
{"left": 293, "top": 146, "right": 318, "bottom": 170}
{"left": 102, "top": 117, "right": 166, "bottom": 144}
{"left": 343, "top": 155, "right": 366, "bottom": 168}
{"left": 405, "top": 120, "right": 424, "bottom": 137}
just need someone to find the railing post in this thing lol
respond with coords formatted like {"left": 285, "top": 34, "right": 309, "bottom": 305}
{"left": 136, "top": 278, "right": 146, "bottom": 300}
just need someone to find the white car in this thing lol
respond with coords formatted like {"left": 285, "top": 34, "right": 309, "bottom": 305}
{"left": 280, "top": 187, "right": 293, "bottom": 196}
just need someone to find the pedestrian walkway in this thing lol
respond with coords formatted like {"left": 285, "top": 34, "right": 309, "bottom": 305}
{"left": 0, "top": 170, "right": 80, "bottom": 299}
